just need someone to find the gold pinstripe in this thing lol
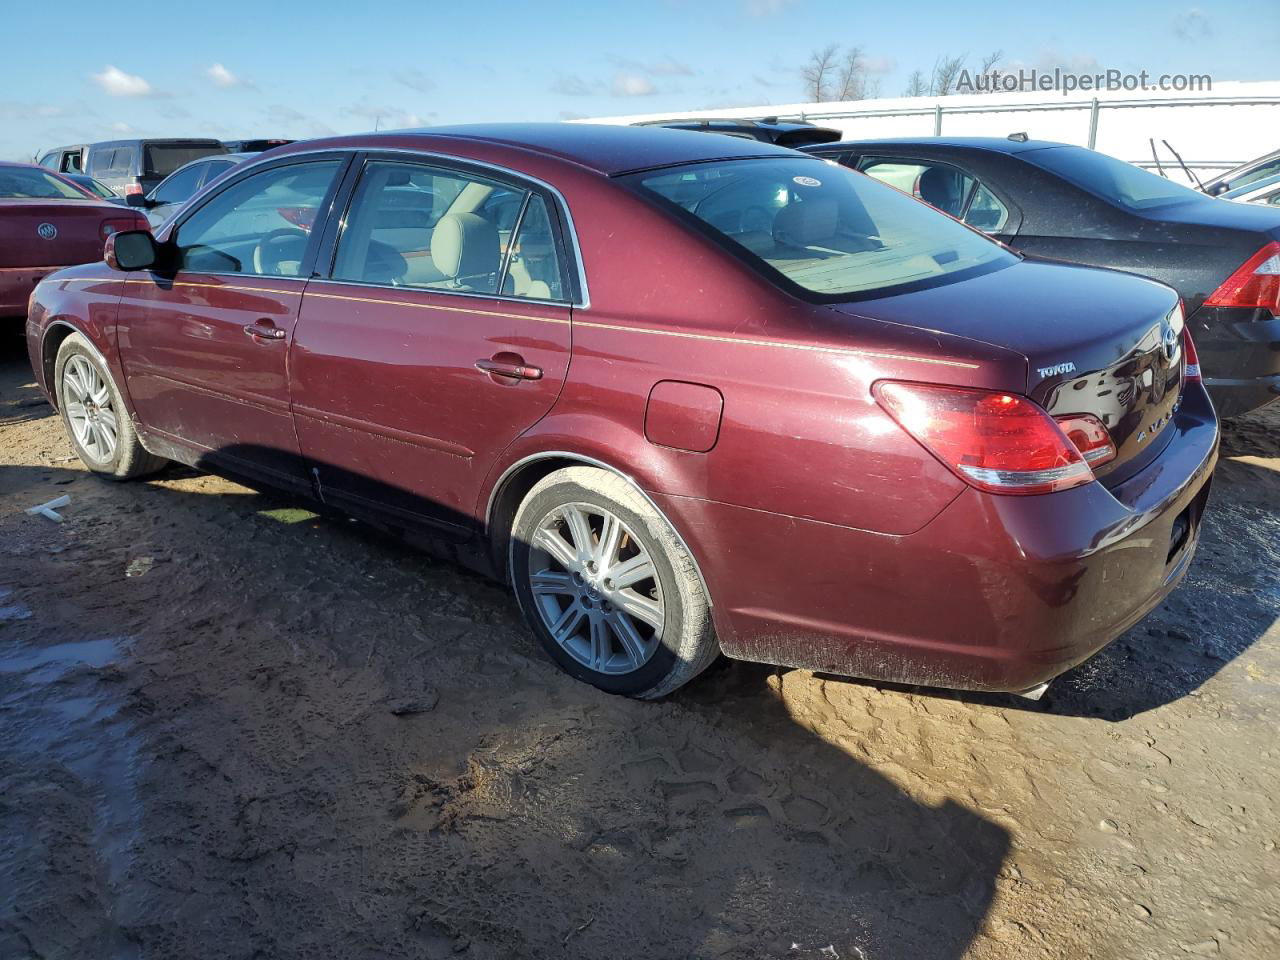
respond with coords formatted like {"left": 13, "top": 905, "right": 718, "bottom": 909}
{"left": 86, "top": 277, "right": 978, "bottom": 370}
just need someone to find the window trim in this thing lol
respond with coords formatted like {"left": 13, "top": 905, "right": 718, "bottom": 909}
{"left": 315, "top": 149, "right": 584, "bottom": 308}
{"left": 165, "top": 151, "right": 354, "bottom": 281}
{"left": 160, "top": 146, "right": 589, "bottom": 309}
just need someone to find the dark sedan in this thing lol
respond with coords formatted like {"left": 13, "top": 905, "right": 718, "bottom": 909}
{"left": 26, "top": 125, "right": 1215, "bottom": 700}
{"left": 804, "top": 137, "right": 1280, "bottom": 417}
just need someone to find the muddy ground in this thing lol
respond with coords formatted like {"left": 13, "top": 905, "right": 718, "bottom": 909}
{"left": 0, "top": 335, "right": 1277, "bottom": 960}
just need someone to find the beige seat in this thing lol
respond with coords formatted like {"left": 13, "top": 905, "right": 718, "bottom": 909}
{"left": 430, "top": 212, "right": 500, "bottom": 290}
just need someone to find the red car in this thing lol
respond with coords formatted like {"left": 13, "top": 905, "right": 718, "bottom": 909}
{"left": 1, "top": 162, "right": 146, "bottom": 319}
{"left": 25, "top": 125, "right": 1218, "bottom": 700}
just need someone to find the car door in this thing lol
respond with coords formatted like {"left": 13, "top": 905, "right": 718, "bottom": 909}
{"left": 289, "top": 156, "right": 578, "bottom": 536}
{"left": 116, "top": 155, "right": 348, "bottom": 491}
{"left": 851, "top": 154, "right": 1018, "bottom": 244}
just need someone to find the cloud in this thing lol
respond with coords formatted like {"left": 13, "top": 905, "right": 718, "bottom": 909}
{"left": 91, "top": 65, "right": 154, "bottom": 97}
{"left": 264, "top": 104, "right": 336, "bottom": 138}
{"left": 393, "top": 69, "right": 435, "bottom": 93}
{"left": 1172, "top": 8, "right": 1211, "bottom": 41}
{"left": 343, "top": 101, "right": 434, "bottom": 129}
{"left": 744, "top": 0, "right": 797, "bottom": 16}
{"left": 612, "top": 73, "right": 656, "bottom": 97}
{"left": 551, "top": 73, "right": 597, "bottom": 96}
{"left": 110, "top": 121, "right": 134, "bottom": 133}
{"left": 612, "top": 55, "right": 694, "bottom": 77}
{"left": 206, "top": 63, "right": 243, "bottom": 88}
{"left": 0, "top": 101, "right": 68, "bottom": 121}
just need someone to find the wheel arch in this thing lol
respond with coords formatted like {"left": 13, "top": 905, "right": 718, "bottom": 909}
{"left": 483, "top": 450, "right": 713, "bottom": 609}
{"left": 40, "top": 320, "right": 112, "bottom": 413}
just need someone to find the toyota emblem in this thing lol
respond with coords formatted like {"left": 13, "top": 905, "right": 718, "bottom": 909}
{"left": 36, "top": 222, "right": 57, "bottom": 240}
{"left": 1162, "top": 323, "right": 1179, "bottom": 358}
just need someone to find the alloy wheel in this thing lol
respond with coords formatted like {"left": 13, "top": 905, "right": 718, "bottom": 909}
{"left": 527, "top": 502, "right": 665, "bottom": 675}
{"left": 63, "top": 355, "right": 118, "bottom": 463}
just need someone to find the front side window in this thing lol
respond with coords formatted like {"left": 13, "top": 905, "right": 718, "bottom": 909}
{"left": 0, "top": 167, "right": 88, "bottom": 200}
{"left": 152, "top": 163, "right": 205, "bottom": 204}
{"left": 860, "top": 160, "right": 976, "bottom": 218}
{"left": 1023, "top": 146, "right": 1202, "bottom": 211}
{"left": 174, "top": 160, "right": 341, "bottom": 276}
{"left": 628, "top": 157, "right": 1015, "bottom": 300}
{"left": 333, "top": 160, "right": 567, "bottom": 299}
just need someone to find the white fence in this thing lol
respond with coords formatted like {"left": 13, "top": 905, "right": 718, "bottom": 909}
{"left": 582, "top": 81, "right": 1280, "bottom": 185}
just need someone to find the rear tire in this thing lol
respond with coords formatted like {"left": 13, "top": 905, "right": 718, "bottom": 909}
{"left": 54, "top": 333, "right": 167, "bottom": 480}
{"left": 510, "top": 466, "right": 718, "bottom": 699}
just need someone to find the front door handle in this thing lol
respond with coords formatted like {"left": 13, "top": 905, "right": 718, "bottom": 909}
{"left": 475, "top": 356, "right": 542, "bottom": 381}
{"left": 243, "top": 320, "right": 286, "bottom": 341}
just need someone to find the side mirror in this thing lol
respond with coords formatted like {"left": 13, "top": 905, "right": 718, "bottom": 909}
{"left": 125, "top": 192, "right": 151, "bottom": 208}
{"left": 105, "top": 230, "right": 159, "bottom": 271}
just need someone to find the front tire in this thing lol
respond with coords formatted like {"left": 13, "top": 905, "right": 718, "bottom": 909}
{"left": 510, "top": 466, "right": 717, "bottom": 699}
{"left": 54, "top": 333, "right": 166, "bottom": 480}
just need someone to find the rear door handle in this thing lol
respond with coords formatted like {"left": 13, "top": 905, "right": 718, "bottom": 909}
{"left": 243, "top": 320, "right": 286, "bottom": 341}
{"left": 475, "top": 357, "right": 542, "bottom": 381}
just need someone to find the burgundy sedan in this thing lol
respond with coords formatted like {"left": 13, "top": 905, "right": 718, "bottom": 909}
{"left": 1, "top": 162, "right": 146, "bottom": 319}
{"left": 25, "top": 125, "right": 1218, "bottom": 700}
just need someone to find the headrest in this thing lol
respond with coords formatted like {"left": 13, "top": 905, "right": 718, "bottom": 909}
{"left": 918, "top": 167, "right": 962, "bottom": 209}
{"left": 773, "top": 198, "right": 838, "bottom": 247}
{"left": 430, "top": 212, "right": 499, "bottom": 280}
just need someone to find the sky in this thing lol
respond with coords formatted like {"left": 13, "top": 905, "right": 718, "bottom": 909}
{"left": 3, "top": 0, "right": 1277, "bottom": 161}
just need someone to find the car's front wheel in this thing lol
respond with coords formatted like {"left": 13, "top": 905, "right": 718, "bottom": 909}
{"left": 510, "top": 466, "right": 718, "bottom": 698}
{"left": 54, "top": 333, "right": 167, "bottom": 480}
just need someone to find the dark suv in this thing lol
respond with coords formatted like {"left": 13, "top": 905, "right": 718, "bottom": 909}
{"left": 632, "top": 117, "right": 841, "bottom": 148}
{"left": 40, "top": 139, "right": 226, "bottom": 198}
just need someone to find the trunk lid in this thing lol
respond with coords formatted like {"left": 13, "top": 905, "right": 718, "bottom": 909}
{"left": 832, "top": 259, "right": 1187, "bottom": 486}
{"left": 0, "top": 199, "right": 132, "bottom": 268}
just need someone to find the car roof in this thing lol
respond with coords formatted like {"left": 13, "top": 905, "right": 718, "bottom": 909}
{"left": 805, "top": 136, "right": 1071, "bottom": 155}
{"left": 289, "top": 123, "right": 804, "bottom": 176}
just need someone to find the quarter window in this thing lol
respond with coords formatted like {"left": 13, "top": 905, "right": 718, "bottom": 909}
{"left": 174, "top": 160, "right": 342, "bottom": 277}
{"left": 332, "top": 160, "right": 568, "bottom": 300}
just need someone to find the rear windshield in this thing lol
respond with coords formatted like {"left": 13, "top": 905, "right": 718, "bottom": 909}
{"left": 0, "top": 167, "right": 87, "bottom": 200}
{"left": 1023, "top": 146, "right": 1203, "bottom": 211}
{"left": 144, "top": 143, "right": 225, "bottom": 177}
{"left": 626, "top": 157, "right": 1015, "bottom": 300}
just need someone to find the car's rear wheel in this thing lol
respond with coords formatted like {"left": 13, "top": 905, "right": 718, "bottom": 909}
{"left": 54, "top": 333, "right": 166, "bottom": 480}
{"left": 510, "top": 466, "right": 717, "bottom": 698}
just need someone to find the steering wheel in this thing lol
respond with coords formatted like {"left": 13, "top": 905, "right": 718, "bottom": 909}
{"left": 252, "top": 228, "right": 309, "bottom": 276}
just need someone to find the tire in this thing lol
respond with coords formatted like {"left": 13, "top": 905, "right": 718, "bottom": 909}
{"left": 53, "top": 333, "right": 167, "bottom": 480}
{"left": 510, "top": 466, "right": 718, "bottom": 699}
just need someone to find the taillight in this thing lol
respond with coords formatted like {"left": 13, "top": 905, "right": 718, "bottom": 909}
{"left": 1182, "top": 327, "right": 1201, "bottom": 382}
{"left": 100, "top": 218, "right": 142, "bottom": 240}
{"left": 874, "top": 381, "right": 1096, "bottom": 496}
{"left": 1053, "top": 413, "right": 1117, "bottom": 466}
{"left": 1204, "top": 241, "right": 1280, "bottom": 313}
{"left": 124, "top": 183, "right": 144, "bottom": 196}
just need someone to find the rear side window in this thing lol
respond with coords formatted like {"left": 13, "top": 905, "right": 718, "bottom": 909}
{"left": 1023, "top": 146, "right": 1202, "bottom": 211}
{"left": 332, "top": 160, "right": 568, "bottom": 300}
{"left": 627, "top": 157, "right": 1015, "bottom": 301}
{"left": 174, "top": 160, "right": 342, "bottom": 276}
{"left": 857, "top": 158, "right": 1008, "bottom": 232}
{"left": 144, "top": 143, "right": 224, "bottom": 178}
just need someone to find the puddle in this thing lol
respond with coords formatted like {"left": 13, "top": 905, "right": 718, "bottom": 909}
{"left": 0, "top": 631, "right": 143, "bottom": 958}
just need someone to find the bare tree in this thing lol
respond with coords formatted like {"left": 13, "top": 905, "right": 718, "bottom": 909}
{"left": 834, "top": 46, "right": 866, "bottom": 100}
{"left": 903, "top": 69, "right": 927, "bottom": 98}
{"left": 802, "top": 44, "right": 839, "bottom": 102}
{"left": 929, "top": 54, "right": 966, "bottom": 96}
{"left": 978, "top": 49, "right": 1003, "bottom": 74}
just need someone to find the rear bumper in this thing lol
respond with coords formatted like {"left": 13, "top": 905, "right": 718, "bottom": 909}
{"left": 1191, "top": 304, "right": 1280, "bottom": 417}
{"left": 659, "top": 386, "right": 1219, "bottom": 694}
{"left": 0, "top": 265, "right": 62, "bottom": 317}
